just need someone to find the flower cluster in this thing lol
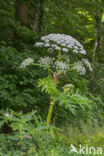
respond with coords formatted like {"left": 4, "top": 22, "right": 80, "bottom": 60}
{"left": 73, "top": 59, "right": 93, "bottom": 75}
{"left": 35, "top": 33, "right": 86, "bottom": 55}
{"left": 54, "top": 61, "right": 69, "bottom": 71}
{"left": 20, "top": 34, "right": 92, "bottom": 77}
{"left": 20, "top": 57, "right": 34, "bottom": 68}
{"left": 73, "top": 62, "right": 86, "bottom": 75}
{"left": 82, "top": 59, "right": 93, "bottom": 71}
{"left": 37, "top": 55, "right": 70, "bottom": 74}
{"left": 38, "top": 56, "right": 55, "bottom": 69}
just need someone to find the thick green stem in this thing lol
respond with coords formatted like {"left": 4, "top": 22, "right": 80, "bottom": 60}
{"left": 58, "top": 50, "right": 61, "bottom": 61}
{"left": 46, "top": 97, "right": 55, "bottom": 127}
{"left": 46, "top": 51, "right": 61, "bottom": 126}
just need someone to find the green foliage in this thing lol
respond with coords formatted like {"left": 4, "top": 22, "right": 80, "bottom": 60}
{"left": 0, "top": 110, "right": 69, "bottom": 155}
{"left": 0, "top": 0, "right": 104, "bottom": 154}
{"left": 53, "top": 89, "right": 92, "bottom": 116}
{"left": 0, "top": 45, "right": 46, "bottom": 113}
{"left": 0, "top": 0, "right": 16, "bottom": 41}
{"left": 0, "top": 110, "right": 104, "bottom": 155}
{"left": 44, "top": 0, "right": 95, "bottom": 49}
{"left": 0, "top": 0, "right": 103, "bottom": 124}
{"left": 15, "top": 24, "right": 37, "bottom": 42}
{"left": 38, "top": 76, "right": 57, "bottom": 95}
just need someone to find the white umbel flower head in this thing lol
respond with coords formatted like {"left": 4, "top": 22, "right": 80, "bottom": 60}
{"left": 55, "top": 61, "right": 69, "bottom": 71}
{"left": 37, "top": 55, "right": 70, "bottom": 73}
{"left": 20, "top": 58, "right": 34, "bottom": 68}
{"left": 73, "top": 61, "right": 86, "bottom": 75}
{"left": 34, "top": 33, "right": 86, "bottom": 55}
{"left": 82, "top": 59, "right": 93, "bottom": 71}
{"left": 55, "top": 46, "right": 61, "bottom": 51}
{"left": 38, "top": 56, "right": 54, "bottom": 69}
{"left": 44, "top": 43, "right": 50, "bottom": 47}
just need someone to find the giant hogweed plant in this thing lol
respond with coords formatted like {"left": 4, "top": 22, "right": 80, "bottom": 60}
{"left": 20, "top": 34, "right": 93, "bottom": 127}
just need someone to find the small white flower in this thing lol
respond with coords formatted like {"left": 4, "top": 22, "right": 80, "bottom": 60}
{"left": 56, "top": 41, "right": 62, "bottom": 44}
{"left": 20, "top": 58, "right": 34, "bottom": 68}
{"left": 44, "top": 43, "right": 50, "bottom": 47}
{"left": 44, "top": 39, "right": 49, "bottom": 43}
{"left": 67, "top": 45, "right": 73, "bottom": 48}
{"left": 61, "top": 43, "right": 66, "bottom": 47}
{"left": 80, "top": 50, "right": 86, "bottom": 55}
{"left": 41, "top": 36, "right": 46, "bottom": 41}
{"left": 74, "top": 46, "right": 79, "bottom": 50}
{"left": 62, "top": 48, "right": 69, "bottom": 52}
{"left": 73, "top": 49, "right": 78, "bottom": 53}
{"left": 55, "top": 46, "right": 61, "bottom": 50}
{"left": 51, "top": 44, "right": 57, "bottom": 48}
{"left": 35, "top": 42, "right": 44, "bottom": 47}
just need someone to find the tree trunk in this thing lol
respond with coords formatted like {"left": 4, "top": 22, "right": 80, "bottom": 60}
{"left": 16, "top": 0, "right": 30, "bottom": 26}
{"left": 91, "top": 3, "right": 102, "bottom": 91}
{"left": 93, "top": 9, "right": 101, "bottom": 57}
{"left": 16, "top": 0, "right": 44, "bottom": 32}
